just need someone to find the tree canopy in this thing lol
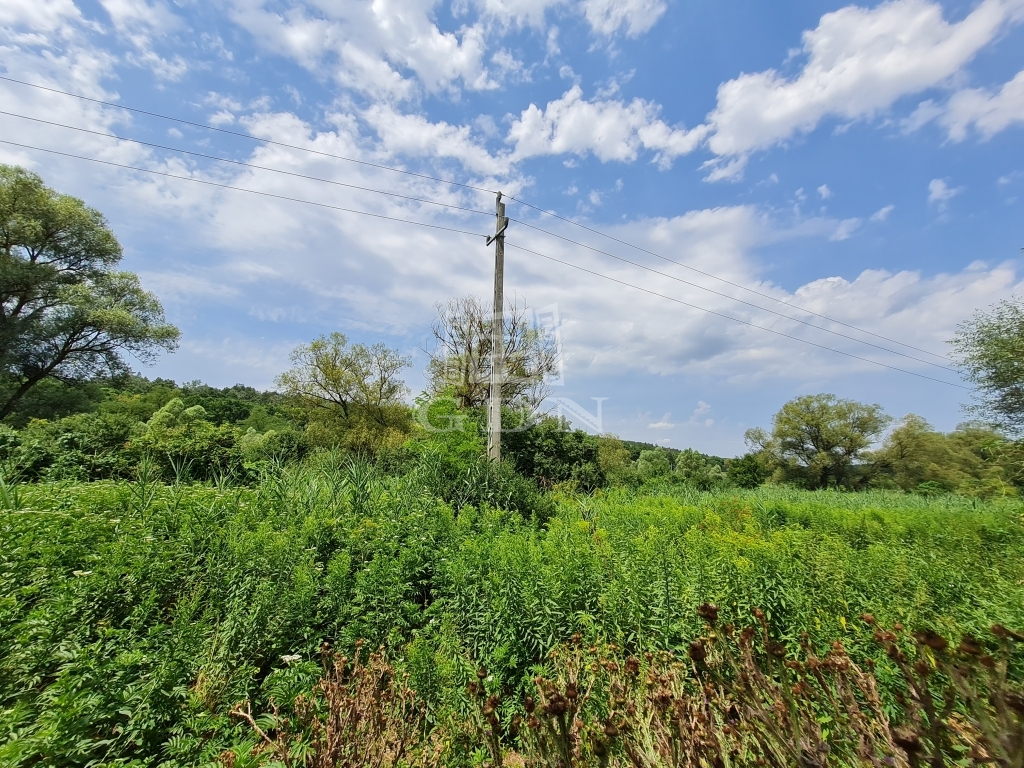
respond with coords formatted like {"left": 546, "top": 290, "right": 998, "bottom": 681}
{"left": 276, "top": 332, "right": 411, "bottom": 426}
{"left": 748, "top": 393, "right": 890, "bottom": 489}
{"left": 426, "top": 295, "right": 558, "bottom": 411}
{"left": 0, "top": 165, "right": 179, "bottom": 419}
{"left": 951, "top": 296, "right": 1024, "bottom": 435}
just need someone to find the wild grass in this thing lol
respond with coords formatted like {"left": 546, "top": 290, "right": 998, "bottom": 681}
{"left": 1, "top": 461, "right": 1022, "bottom": 765}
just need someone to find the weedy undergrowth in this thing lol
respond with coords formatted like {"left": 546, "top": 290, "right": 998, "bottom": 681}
{"left": 232, "top": 610, "right": 1024, "bottom": 768}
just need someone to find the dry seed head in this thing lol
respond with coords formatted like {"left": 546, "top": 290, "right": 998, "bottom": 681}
{"left": 860, "top": 613, "right": 876, "bottom": 625}
{"left": 913, "top": 629, "right": 948, "bottom": 651}
{"left": 958, "top": 635, "right": 983, "bottom": 655}
{"left": 892, "top": 726, "right": 922, "bottom": 754}
{"left": 689, "top": 641, "right": 707, "bottom": 663}
{"left": 698, "top": 603, "right": 719, "bottom": 624}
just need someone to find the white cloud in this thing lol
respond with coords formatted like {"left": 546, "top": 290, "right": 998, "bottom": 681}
{"left": 941, "top": 70, "right": 1024, "bottom": 140}
{"left": 817, "top": 184, "right": 832, "bottom": 199}
{"left": 928, "top": 178, "right": 963, "bottom": 205}
{"left": 227, "top": 0, "right": 498, "bottom": 98}
{"left": 0, "top": 0, "right": 87, "bottom": 40}
{"left": 99, "top": 0, "right": 188, "bottom": 79}
{"left": 362, "top": 104, "right": 511, "bottom": 177}
{"left": 507, "top": 85, "right": 708, "bottom": 167}
{"left": 870, "top": 204, "right": 896, "bottom": 221}
{"left": 830, "top": 218, "right": 861, "bottom": 240}
{"left": 698, "top": 0, "right": 1024, "bottom": 179}
{"left": 649, "top": 413, "right": 676, "bottom": 429}
{"left": 581, "top": 0, "right": 667, "bottom": 37}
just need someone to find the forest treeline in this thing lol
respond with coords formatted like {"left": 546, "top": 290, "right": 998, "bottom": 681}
{"left": 2, "top": 371, "right": 1021, "bottom": 500}
{"left": 2, "top": 161, "right": 1023, "bottom": 501}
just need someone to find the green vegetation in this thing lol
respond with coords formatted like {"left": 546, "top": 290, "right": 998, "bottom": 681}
{"left": 4, "top": 164, "right": 1024, "bottom": 766}
{"left": 2, "top": 459, "right": 1022, "bottom": 765}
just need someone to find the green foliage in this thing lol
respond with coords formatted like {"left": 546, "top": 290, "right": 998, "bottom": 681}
{"left": 0, "top": 470, "right": 1022, "bottom": 765}
{"left": 872, "top": 414, "right": 1019, "bottom": 497}
{"left": 0, "top": 165, "right": 179, "bottom": 419}
{"left": 725, "top": 451, "right": 771, "bottom": 488}
{"left": 951, "top": 295, "right": 1024, "bottom": 435}
{"left": 673, "top": 447, "right": 728, "bottom": 490}
{"left": 752, "top": 393, "right": 891, "bottom": 489}
{"left": 502, "top": 415, "right": 604, "bottom": 491}
{"left": 636, "top": 447, "right": 671, "bottom": 481}
{"left": 595, "top": 436, "right": 638, "bottom": 487}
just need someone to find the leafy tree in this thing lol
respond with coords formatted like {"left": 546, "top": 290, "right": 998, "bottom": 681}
{"left": 726, "top": 452, "right": 771, "bottom": 488}
{"left": 0, "top": 166, "right": 180, "bottom": 419}
{"left": 636, "top": 447, "right": 672, "bottom": 481}
{"left": 751, "top": 394, "right": 890, "bottom": 489}
{"left": 595, "top": 435, "right": 638, "bottom": 486}
{"left": 872, "top": 414, "right": 1018, "bottom": 496}
{"left": 674, "top": 448, "right": 729, "bottom": 490}
{"left": 501, "top": 415, "right": 604, "bottom": 490}
{"left": 951, "top": 297, "right": 1024, "bottom": 435}
{"left": 276, "top": 332, "right": 411, "bottom": 425}
{"left": 426, "top": 295, "right": 558, "bottom": 411}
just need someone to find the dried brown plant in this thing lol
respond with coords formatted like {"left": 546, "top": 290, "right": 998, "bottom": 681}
{"left": 229, "top": 613, "right": 1024, "bottom": 768}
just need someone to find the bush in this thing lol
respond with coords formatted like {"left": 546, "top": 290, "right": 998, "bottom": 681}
{"left": 502, "top": 415, "right": 605, "bottom": 491}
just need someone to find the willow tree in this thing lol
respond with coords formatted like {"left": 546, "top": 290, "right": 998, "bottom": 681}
{"left": 425, "top": 295, "right": 559, "bottom": 412}
{"left": 0, "top": 165, "right": 179, "bottom": 419}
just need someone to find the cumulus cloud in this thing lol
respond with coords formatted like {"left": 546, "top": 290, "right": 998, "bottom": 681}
{"left": 581, "top": 0, "right": 667, "bottom": 37}
{"left": 817, "top": 184, "right": 832, "bottom": 199}
{"left": 941, "top": 70, "right": 1024, "bottom": 140}
{"left": 362, "top": 105, "right": 512, "bottom": 177}
{"left": 507, "top": 85, "right": 708, "bottom": 167}
{"left": 698, "top": 0, "right": 1024, "bottom": 179}
{"left": 99, "top": 0, "right": 188, "bottom": 79}
{"left": 227, "top": 0, "right": 496, "bottom": 98}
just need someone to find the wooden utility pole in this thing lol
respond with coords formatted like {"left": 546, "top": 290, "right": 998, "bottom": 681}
{"left": 487, "top": 192, "right": 508, "bottom": 462}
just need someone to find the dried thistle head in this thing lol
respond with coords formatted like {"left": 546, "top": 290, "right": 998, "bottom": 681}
{"left": 958, "top": 636, "right": 983, "bottom": 655}
{"left": 913, "top": 629, "right": 948, "bottom": 652}
{"left": 689, "top": 641, "right": 707, "bottom": 663}
{"left": 698, "top": 603, "right": 719, "bottom": 625}
{"left": 892, "top": 726, "right": 922, "bottom": 755}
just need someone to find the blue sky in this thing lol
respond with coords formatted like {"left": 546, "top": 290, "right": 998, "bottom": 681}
{"left": 2, "top": 0, "right": 1023, "bottom": 455}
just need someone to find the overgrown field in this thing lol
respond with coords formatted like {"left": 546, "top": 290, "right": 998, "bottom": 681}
{"left": 2, "top": 459, "right": 1023, "bottom": 766}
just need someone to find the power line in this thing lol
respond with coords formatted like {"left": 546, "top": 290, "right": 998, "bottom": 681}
{"left": 0, "top": 137, "right": 967, "bottom": 389}
{"left": 2, "top": 75, "right": 952, "bottom": 366}
{"left": 504, "top": 241, "right": 969, "bottom": 390}
{"left": 507, "top": 195, "right": 952, "bottom": 362}
{"left": 508, "top": 216, "right": 955, "bottom": 373}
{"left": 0, "top": 75, "right": 498, "bottom": 195}
{"left": 0, "top": 140, "right": 490, "bottom": 239}
{"left": 0, "top": 110, "right": 494, "bottom": 217}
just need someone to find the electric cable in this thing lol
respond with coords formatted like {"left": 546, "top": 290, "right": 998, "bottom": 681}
{"left": 504, "top": 241, "right": 969, "bottom": 390}
{"left": 0, "top": 75, "right": 497, "bottom": 194}
{"left": 509, "top": 216, "right": 955, "bottom": 372}
{"left": 1, "top": 75, "right": 954, "bottom": 365}
{"left": 0, "top": 139, "right": 490, "bottom": 239}
{"left": 507, "top": 195, "right": 952, "bottom": 362}
{"left": 0, "top": 137, "right": 966, "bottom": 388}
{"left": 0, "top": 110, "right": 494, "bottom": 217}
